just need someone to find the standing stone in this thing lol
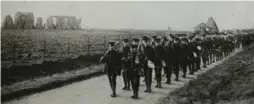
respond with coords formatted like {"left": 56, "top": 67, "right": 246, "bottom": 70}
{"left": 35, "top": 17, "right": 43, "bottom": 29}
{"left": 1, "top": 15, "right": 14, "bottom": 29}
{"left": 46, "top": 17, "right": 55, "bottom": 29}
{"left": 75, "top": 18, "right": 82, "bottom": 30}
{"left": 24, "top": 12, "right": 34, "bottom": 29}
{"left": 207, "top": 17, "right": 219, "bottom": 34}
{"left": 194, "top": 22, "right": 209, "bottom": 35}
{"left": 14, "top": 12, "right": 25, "bottom": 29}
{"left": 67, "top": 17, "right": 76, "bottom": 30}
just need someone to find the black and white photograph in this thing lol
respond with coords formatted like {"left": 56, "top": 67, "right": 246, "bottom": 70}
{"left": 1, "top": 1, "right": 254, "bottom": 104}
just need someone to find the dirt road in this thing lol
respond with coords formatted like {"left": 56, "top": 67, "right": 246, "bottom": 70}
{"left": 3, "top": 49, "right": 241, "bottom": 104}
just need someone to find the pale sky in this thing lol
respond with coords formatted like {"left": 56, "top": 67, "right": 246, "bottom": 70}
{"left": 1, "top": 1, "right": 254, "bottom": 31}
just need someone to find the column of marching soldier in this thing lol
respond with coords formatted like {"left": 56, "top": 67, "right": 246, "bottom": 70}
{"left": 99, "top": 33, "right": 253, "bottom": 99}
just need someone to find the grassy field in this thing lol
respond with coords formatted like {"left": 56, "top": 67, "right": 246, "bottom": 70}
{"left": 1, "top": 29, "right": 169, "bottom": 68}
{"left": 157, "top": 44, "right": 254, "bottom": 104}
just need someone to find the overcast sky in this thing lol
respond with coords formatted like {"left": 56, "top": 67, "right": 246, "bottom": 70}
{"left": 1, "top": 1, "right": 254, "bottom": 31}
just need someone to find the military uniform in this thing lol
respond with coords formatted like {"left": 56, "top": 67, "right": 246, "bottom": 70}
{"left": 139, "top": 36, "right": 155, "bottom": 93}
{"left": 201, "top": 37, "right": 209, "bottom": 68}
{"left": 100, "top": 42, "right": 122, "bottom": 97}
{"left": 120, "top": 39, "right": 131, "bottom": 90}
{"left": 194, "top": 38, "right": 202, "bottom": 71}
{"left": 180, "top": 38, "right": 189, "bottom": 78}
{"left": 153, "top": 38, "right": 164, "bottom": 88}
{"left": 172, "top": 38, "right": 182, "bottom": 81}
{"left": 129, "top": 44, "right": 141, "bottom": 99}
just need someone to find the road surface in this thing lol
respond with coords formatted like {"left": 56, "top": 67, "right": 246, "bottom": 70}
{"left": 3, "top": 49, "right": 240, "bottom": 104}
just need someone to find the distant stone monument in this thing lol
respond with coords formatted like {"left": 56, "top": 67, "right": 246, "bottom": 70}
{"left": 35, "top": 17, "right": 44, "bottom": 29}
{"left": 24, "top": 12, "right": 34, "bottom": 29}
{"left": 46, "top": 16, "right": 82, "bottom": 30}
{"left": 194, "top": 22, "right": 209, "bottom": 35}
{"left": 46, "top": 17, "right": 55, "bottom": 29}
{"left": 14, "top": 12, "right": 34, "bottom": 29}
{"left": 1, "top": 15, "right": 14, "bottom": 29}
{"left": 207, "top": 17, "right": 219, "bottom": 34}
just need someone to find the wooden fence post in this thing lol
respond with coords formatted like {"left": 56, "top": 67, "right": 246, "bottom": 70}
{"left": 118, "top": 35, "right": 120, "bottom": 41}
{"left": 13, "top": 42, "right": 16, "bottom": 65}
{"left": 87, "top": 37, "right": 90, "bottom": 54}
{"left": 129, "top": 34, "right": 132, "bottom": 40}
{"left": 67, "top": 37, "right": 70, "bottom": 57}
{"left": 43, "top": 38, "right": 46, "bottom": 62}
{"left": 104, "top": 35, "right": 107, "bottom": 50}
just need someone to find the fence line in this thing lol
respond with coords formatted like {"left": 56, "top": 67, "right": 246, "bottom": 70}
{"left": 1, "top": 31, "right": 167, "bottom": 67}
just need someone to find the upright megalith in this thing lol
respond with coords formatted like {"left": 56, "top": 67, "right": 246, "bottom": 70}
{"left": 46, "top": 16, "right": 55, "bottom": 29}
{"left": 14, "top": 12, "right": 25, "bottom": 29}
{"left": 1, "top": 15, "right": 14, "bottom": 29}
{"left": 194, "top": 22, "right": 209, "bottom": 35}
{"left": 24, "top": 12, "right": 35, "bottom": 29}
{"left": 75, "top": 18, "right": 82, "bottom": 30}
{"left": 46, "top": 16, "right": 82, "bottom": 30}
{"left": 14, "top": 12, "right": 35, "bottom": 29}
{"left": 207, "top": 17, "right": 219, "bottom": 34}
{"left": 35, "top": 17, "right": 44, "bottom": 29}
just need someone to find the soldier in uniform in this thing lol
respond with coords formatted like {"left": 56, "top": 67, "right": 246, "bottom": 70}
{"left": 132, "top": 38, "right": 144, "bottom": 77}
{"left": 201, "top": 36, "right": 209, "bottom": 68}
{"left": 151, "top": 35, "right": 157, "bottom": 79}
{"left": 164, "top": 37, "right": 175, "bottom": 84}
{"left": 194, "top": 38, "right": 202, "bottom": 71}
{"left": 100, "top": 42, "right": 122, "bottom": 97}
{"left": 153, "top": 37, "right": 164, "bottom": 88}
{"left": 120, "top": 39, "right": 131, "bottom": 90}
{"left": 180, "top": 37, "right": 190, "bottom": 78}
{"left": 187, "top": 36, "right": 196, "bottom": 75}
{"left": 138, "top": 36, "right": 155, "bottom": 93}
{"left": 172, "top": 37, "right": 182, "bottom": 81}
{"left": 129, "top": 44, "right": 141, "bottom": 99}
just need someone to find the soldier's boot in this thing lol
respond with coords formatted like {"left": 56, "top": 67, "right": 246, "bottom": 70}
{"left": 122, "top": 72, "right": 127, "bottom": 90}
{"left": 144, "top": 82, "right": 149, "bottom": 92}
{"left": 182, "top": 73, "right": 186, "bottom": 78}
{"left": 158, "top": 81, "right": 162, "bottom": 88}
{"left": 166, "top": 75, "right": 171, "bottom": 84}
{"left": 131, "top": 89, "right": 136, "bottom": 99}
{"left": 175, "top": 73, "right": 179, "bottom": 81}
{"left": 148, "top": 85, "right": 152, "bottom": 93}
{"left": 135, "top": 92, "right": 139, "bottom": 99}
{"left": 126, "top": 80, "right": 130, "bottom": 90}
{"left": 111, "top": 86, "right": 116, "bottom": 98}
{"left": 166, "top": 79, "right": 171, "bottom": 84}
{"left": 111, "top": 92, "right": 116, "bottom": 98}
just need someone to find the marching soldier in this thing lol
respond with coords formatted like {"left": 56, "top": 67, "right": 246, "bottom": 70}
{"left": 180, "top": 37, "right": 190, "bottom": 78}
{"left": 153, "top": 37, "right": 164, "bottom": 88}
{"left": 163, "top": 37, "right": 175, "bottom": 84}
{"left": 187, "top": 36, "right": 196, "bottom": 75}
{"left": 139, "top": 36, "right": 155, "bottom": 93}
{"left": 201, "top": 36, "right": 209, "bottom": 68}
{"left": 120, "top": 39, "right": 131, "bottom": 90}
{"left": 194, "top": 37, "right": 203, "bottom": 71}
{"left": 172, "top": 37, "right": 182, "bottom": 81}
{"left": 129, "top": 44, "right": 141, "bottom": 99}
{"left": 132, "top": 38, "right": 144, "bottom": 77}
{"left": 100, "top": 42, "right": 122, "bottom": 98}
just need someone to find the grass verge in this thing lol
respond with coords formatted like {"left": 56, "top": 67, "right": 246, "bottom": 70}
{"left": 1, "top": 54, "right": 105, "bottom": 102}
{"left": 158, "top": 44, "right": 254, "bottom": 104}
